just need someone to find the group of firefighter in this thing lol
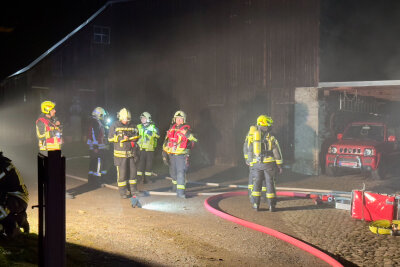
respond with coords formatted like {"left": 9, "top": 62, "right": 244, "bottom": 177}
{"left": 36, "top": 101, "right": 198, "bottom": 200}
{"left": 0, "top": 99, "right": 283, "bottom": 237}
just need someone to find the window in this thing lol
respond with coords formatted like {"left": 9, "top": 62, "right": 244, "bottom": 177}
{"left": 93, "top": 26, "right": 110, "bottom": 45}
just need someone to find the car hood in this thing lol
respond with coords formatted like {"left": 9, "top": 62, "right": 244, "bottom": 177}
{"left": 332, "top": 139, "right": 379, "bottom": 147}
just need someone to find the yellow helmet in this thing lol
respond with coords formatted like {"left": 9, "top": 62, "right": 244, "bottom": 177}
{"left": 173, "top": 110, "right": 186, "bottom": 123}
{"left": 118, "top": 108, "right": 131, "bottom": 122}
{"left": 41, "top": 101, "right": 56, "bottom": 114}
{"left": 257, "top": 115, "right": 273, "bottom": 127}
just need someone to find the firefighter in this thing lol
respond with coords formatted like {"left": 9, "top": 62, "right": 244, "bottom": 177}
{"left": 36, "top": 101, "right": 74, "bottom": 199}
{"left": 87, "top": 107, "right": 109, "bottom": 187}
{"left": 0, "top": 152, "right": 29, "bottom": 238}
{"left": 244, "top": 126, "right": 268, "bottom": 202}
{"left": 162, "top": 110, "right": 198, "bottom": 198}
{"left": 108, "top": 108, "right": 140, "bottom": 198}
{"left": 137, "top": 112, "right": 160, "bottom": 184}
{"left": 246, "top": 115, "right": 283, "bottom": 212}
{"left": 36, "top": 101, "right": 62, "bottom": 152}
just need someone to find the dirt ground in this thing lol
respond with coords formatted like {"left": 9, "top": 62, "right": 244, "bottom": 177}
{"left": 13, "top": 142, "right": 400, "bottom": 266}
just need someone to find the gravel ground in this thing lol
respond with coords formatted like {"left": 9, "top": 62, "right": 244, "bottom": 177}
{"left": 12, "top": 141, "right": 400, "bottom": 266}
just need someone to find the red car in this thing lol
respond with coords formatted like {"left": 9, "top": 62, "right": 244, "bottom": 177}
{"left": 325, "top": 121, "right": 398, "bottom": 179}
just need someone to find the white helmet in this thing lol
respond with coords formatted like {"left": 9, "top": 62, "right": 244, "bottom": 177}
{"left": 118, "top": 108, "right": 131, "bottom": 122}
{"left": 92, "top": 107, "right": 107, "bottom": 120}
{"left": 173, "top": 110, "right": 186, "bottom": 123}
{"left": 140, "top": 111, "right": 152, "bottom": 122}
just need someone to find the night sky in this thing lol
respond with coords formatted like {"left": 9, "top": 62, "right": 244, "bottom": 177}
{"left": 1, "top": 1, "right": 400, "bottom": 83}
{"left": 0, "top": 1, "right": 106, "bottom": 81}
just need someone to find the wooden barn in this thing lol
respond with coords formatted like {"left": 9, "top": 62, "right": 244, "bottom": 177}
{"left": 0, "top": 0, "right": 320, "bottom": 167}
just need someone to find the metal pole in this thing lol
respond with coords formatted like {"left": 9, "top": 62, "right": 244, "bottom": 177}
{"left": 37, "top": 153, "right": 46, "bottom": 267}
{"left": 44, "top": 150, "right": 66, "bottom": 267}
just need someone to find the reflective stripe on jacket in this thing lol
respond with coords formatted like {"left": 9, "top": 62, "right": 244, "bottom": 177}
{"left": 137, "top": 123, "right": 160, "bottom": 151}
{"left": 36, "top": 116, "right": 62, "bottom": 151}
{"left": 163, "top": 124, "right": 197, "bottom": 155}
{"left": 245, "top": 127, "right": 283, "bottom": 166}
{"left": 87, "top": 117, "right": 108, "bottom": 150}
{"left": 108, "top": 121, "right": 139, "bottom": 158}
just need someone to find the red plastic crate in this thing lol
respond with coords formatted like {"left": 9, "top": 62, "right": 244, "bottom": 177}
{"left": 351, "top": 190, "right": 395, "bottom": 221}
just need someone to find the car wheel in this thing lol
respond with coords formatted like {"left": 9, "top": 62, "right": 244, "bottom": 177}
{"left": 326, "top": 166, "right": 338, "bottom": 177}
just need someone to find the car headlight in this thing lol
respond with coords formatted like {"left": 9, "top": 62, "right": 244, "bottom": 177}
{"left": 364, "top": 148, "right": 372, "bottom": 156}
{"left": 329, "top": 146, "right": 337, "bottom": 154}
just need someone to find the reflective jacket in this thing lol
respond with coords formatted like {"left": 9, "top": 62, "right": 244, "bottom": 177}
{"left": 244, "top": 126, "right": 283, "bottom": 166}
{"left": 87, "top": 117, "right": 108, "bottom": 150}
{"left": 0, "top": 153, "right": 29, "bottom": 205}
{"left": 163, "top": 123, "right": 198, "bottom": 155}
{"left": 108, "top": 121, "right": 139, "bottom": 158}
{"left": 36, "top": 114, "right": 62, "bottom": 151}
{"left": 137, "top": 123, "right": 160, "bottom": 152}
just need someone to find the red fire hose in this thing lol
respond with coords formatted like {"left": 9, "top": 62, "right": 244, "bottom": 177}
{"left": 204, "top": 191, "right": 343, "bottom": 267}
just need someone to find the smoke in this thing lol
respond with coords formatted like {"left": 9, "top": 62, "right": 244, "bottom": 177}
{"left": 320, "top": 0, "right": 400, "bottom": 81}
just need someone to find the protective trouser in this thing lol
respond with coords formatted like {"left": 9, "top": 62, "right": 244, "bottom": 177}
{"left": 251, "top": 163, "right": 276, "bottom": 209}
{"left": 169, "top": 154, "right": 187, "bottom": 197}
{"left": 115, "top": 157, "right": 137, "bottom": 196}
{"left": 0, "top": 196, "right": 29, "bottom": 236}
{"left": 88, "top": 150, "right": 107, "bottom": 186}
{"left": 137, "top": 150, "right": 154, "bottom": 183}
{"left": 248, "top": 166, "right": 255, "bottom": 197}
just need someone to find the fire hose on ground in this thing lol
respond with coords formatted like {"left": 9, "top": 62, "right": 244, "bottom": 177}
{"left": 204, "top": 191, "right": 343, "bottom": 267}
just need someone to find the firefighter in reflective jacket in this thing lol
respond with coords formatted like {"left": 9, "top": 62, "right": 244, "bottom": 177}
{"left": 246, "top": 115, "right": 283, "bottom": 212}
{"left": 87, "top": 107, "right": 109, "bottom": 187}
{"left": 162, "top": 110, "right": 198, "bottom": 198}
{"left": 36, "top": 101, "right": 62, "bottom": 152}
{"left": 137, "top": 112, "right": 159, "bottom": 184}
{"left": 108, "top": 108, "right": 140, "bottom": 198}
{"left": 0, "top": 152, "right": 29, "bottom": 237}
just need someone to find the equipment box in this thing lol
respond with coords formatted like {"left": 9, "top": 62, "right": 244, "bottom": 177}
{"left": 351, "top": 190, "right": 395, "bottom": 221}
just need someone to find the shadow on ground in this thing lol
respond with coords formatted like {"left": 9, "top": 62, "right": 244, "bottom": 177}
{"left": 0, "top": 233, "right": 153, "bottom": 267}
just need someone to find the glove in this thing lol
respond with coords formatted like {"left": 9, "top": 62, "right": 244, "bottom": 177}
{"left": 185, "top": 155, "right": 190, "bottom": 168}
{"left": 162, "top": 151, "right": 169, "bottom": 166}
{"left": 277, "top": 165, "right": 283, "bottom": 175}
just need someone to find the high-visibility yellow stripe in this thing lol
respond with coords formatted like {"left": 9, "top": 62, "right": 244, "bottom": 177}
{"left": 262, "top": 187, "right": 267, "bottom": 191}
{"left": 129, "top": 179, "right": 137, "bottom": 184}
{"left": 248, "top": 184, "right": 254, "bottom": 189}
{"left": 251, "top": 191, "right": 261, "bottom": 197}
{"left": 137, "top": 171, "right": 143, "bottom": 176}
{"left": 118, "top": 181, "right": 127, "bottom": 187}
{"left": 172, "top": 180, "right": 177, "bottom": 185}
{"left": 266, "top": 193, "right": 276, "bottom": 198}
{"left": 177, "top": 184, "right": 185, "bottom": 190}
{"left": 145, "top": 172, "right": 152, "bottom": 176}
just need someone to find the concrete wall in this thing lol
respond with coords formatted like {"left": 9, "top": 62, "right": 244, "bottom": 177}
{"left": 292, "top": 87, "right": 327, "bottom": 175}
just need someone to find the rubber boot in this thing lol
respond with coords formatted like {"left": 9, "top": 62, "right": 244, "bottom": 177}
{"left": 268, "top": 198, "right": 276, "bottom": 212}
{"left": 119, "top": 187, "right": 130, "bottom": 199}
{"left": 252, "top": 197, "right": 260, "bottom": 211}
{"left": 177, "top": 189, "right": 186, "bottom": 199}
{"left": 130, "top": 184, "right": 138, "bottom": 194}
